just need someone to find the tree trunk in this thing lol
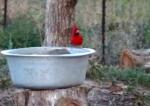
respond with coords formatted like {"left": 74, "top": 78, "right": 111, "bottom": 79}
{"left": 44, "top": 0, "right": 78, "bottom": 46}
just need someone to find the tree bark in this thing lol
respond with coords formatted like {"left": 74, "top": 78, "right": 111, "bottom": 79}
{"left": 44, "top": 0, "right": 78, "bottom": 46}
{"left": 12, "top": 88, "right": 87, "bottom": 106}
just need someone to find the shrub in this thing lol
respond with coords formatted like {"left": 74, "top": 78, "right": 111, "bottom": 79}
{"left": 0, "top": 15, "right": 42, "bottom": 49}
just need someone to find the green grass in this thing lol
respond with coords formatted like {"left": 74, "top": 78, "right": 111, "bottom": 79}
{"left": 86, "top": 61, "right": 150, "bottom": 106}
{"left": 87, "top": 61, "right": 150, "bottom": 88}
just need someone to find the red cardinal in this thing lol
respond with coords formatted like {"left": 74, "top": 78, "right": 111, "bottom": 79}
{"left": 70, "top": 24, "right": 83, "bottom": 46}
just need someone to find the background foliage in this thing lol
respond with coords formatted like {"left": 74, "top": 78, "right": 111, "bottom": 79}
{"left": 0, "top": 0, "right": 150, "bottom": 64}
{"left": 0, "top": 16, "right": 41, "bottom": 49}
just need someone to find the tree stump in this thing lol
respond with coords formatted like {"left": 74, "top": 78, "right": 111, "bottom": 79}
{"left": 0, "top": 81, "right": 99, "bottom": 106}
{"left": 120, "top": 49, "right": 150, "bottom": 69}
{"left": 0, "top": 81, "right": 140, "bottom": 106}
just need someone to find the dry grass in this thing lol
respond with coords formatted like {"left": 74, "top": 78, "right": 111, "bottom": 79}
{"left": 7, "top": 0, "right": 29, "bottom": 19}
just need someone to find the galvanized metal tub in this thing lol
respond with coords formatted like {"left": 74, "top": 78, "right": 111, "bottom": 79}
{"left": 1, "top": 47, "right": 95, "bottom": 89}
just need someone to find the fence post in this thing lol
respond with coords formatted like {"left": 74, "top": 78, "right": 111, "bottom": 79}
{"left": 101, "top": 0, "right": 106, "bottom": 64}
{"left": 3, "top": 0, "right": 8, "bottom": 28}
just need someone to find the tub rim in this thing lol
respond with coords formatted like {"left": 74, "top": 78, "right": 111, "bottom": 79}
{"left": 1, "top": 47, "right": 96, "bottom": 57}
